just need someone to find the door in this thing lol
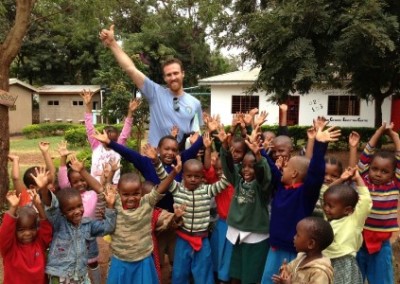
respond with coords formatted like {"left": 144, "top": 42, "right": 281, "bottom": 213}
{"left": 391, "top": 96, "right": 400, "bottom": 132}
{"left": 285, "top": 96, "right": 299, "bottom": 126}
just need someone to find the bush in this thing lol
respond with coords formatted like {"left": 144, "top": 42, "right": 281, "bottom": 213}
{"left": 64, "top": 127, "right": 88, "bottom": 147}
{"left": 64, "top": 124, "right": 140, "bottom": 147}
{"left": 22, "top": 123, "right": 81, "bottom": 138}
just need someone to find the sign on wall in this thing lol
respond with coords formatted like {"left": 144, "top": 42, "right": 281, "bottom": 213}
{"left": 0, "top": 89, "right": 18, "bottom": 107}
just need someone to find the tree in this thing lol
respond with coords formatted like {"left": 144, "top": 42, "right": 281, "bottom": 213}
{"left": 0, "top": 0, "right": 37, "bottom": 205}
{"left": 217, "top": 0, "right": 400, "bottom": 127}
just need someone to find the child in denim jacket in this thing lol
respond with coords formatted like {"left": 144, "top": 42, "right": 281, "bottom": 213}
{"left": 36, "top": 168, "right": 117, "bottom": 283}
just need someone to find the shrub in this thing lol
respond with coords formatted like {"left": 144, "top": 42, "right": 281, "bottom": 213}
{"left": 22, "top": 123, "right": 81, "bottom": 138}
{"left": 64, "top": 127, "right": 88, "bottom": 147}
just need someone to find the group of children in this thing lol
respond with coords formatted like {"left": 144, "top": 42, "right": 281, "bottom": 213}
{"left": 1, "top": 95, "right": 400, "bottom": 284}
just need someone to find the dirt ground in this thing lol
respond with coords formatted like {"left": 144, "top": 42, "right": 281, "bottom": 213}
{"left": 1, "top": 149, "right": 400, "bottom": 283}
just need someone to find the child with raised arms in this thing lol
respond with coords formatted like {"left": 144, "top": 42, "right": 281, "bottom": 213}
{"left": 143, "top": 138, "right": 230, "bottom": 284}
{"left": 272, "top": 217, "right": 334, "bottom": 284}
{"left": 218, "top": 125, "right": 272, "bottom": 284}
{"left": 322, "top": 167, "right": 372, "bottom": 283}
{"left": 356, "top": 122, "right": 400, "bottom": 284}
{"left": 81, "top": 89, "right": 139, "bottom": 184}
{"left": 261, "top": 121, "right": 341, "bottom": 283}
{"left": 69, "top": 155, "right": 183, "bottom": 283}
{"left": 35, "top": 166, "right": 117, "bottom": 283}
{"left": 0, "top": 178, "right": 52, "bottom": 284}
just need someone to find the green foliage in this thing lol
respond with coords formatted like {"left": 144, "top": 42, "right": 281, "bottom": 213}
{"left": 259, "top": 125, "right": 394, "bottom": 149}
{"left": 63, "top": 124, "right": 134, "bottom": 147}
{"left": 217, "top": 0, "right": 400, "bottom": 126}
{"left": 22, "top": 123, "right": 81, "bottom": 139}
{"left": 64, "top": 127, "right": 88, "bottom": 147}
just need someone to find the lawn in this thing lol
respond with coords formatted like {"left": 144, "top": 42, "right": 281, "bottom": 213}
{"left": 9, "top": 135, "right": 85, "bottom": 177}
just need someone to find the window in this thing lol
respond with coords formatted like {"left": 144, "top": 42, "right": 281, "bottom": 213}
{"left": 231, "top": 95, "right": 259, "bottom": 113}
{"left": 47, "top": 100, "right": 59, "bottom": 106}
{"left": 327, "top": 96, "right": 360, "bottom": 116}
{"left": 72, "top": 100, "right": 84, "bottom": 106}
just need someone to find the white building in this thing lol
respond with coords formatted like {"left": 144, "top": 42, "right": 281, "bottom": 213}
{"left": 198, "top": 68, "right": 398, "bottom": 129}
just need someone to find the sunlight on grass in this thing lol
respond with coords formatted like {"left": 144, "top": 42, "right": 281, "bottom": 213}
{"left": 10, "top": 136, "right": 81, "bottom": 152}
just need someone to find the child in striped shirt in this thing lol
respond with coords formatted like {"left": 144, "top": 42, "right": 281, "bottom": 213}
{"left": 143, "top": 139, "right": 230, "bottom": 284}
{"left": 356, "top": 122, "right": 400, "bottom": 284}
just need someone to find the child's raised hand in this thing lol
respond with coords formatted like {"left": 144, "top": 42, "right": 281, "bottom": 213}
{"left": 80, "top": 89, "right": 94, "bottom": 105}
{"left": 30, "top": 167, "right": 50, "bottom": 189}
{"left": 348, "top": 131, "right": 360, "bottom": 148}
{"left": 215, "top": 124, "right": 230, "bottom": 143}
{"left": 315, "top": 122, "right": 341, "bottom": 143}
{"left": 128, "top": 98, "right": 142, "bottom": 113}
{"left": 8, "top": 154, "right": 20, "bottom": 162}
{"left": 254, "top": 110, "right": 268, "bottom": 127}
{"left": 142, "top": 143, "right": 158, "bottom": 161}
{"left": 247, "top": 124, "right": 261, "bottom": 143}
{"left": 263, "top": 136, "right": 274, "bottom": 151}
{"left": 206, "top": 114, "right": 220, "bottom": 132}
{"left": 28, "top": 189, "right": 41, "bottom": 208}
{"left": 243, "top": 110, "right": 256, "bottom": 126}
{"left": 103, "top": 186, "right": 117, "bottom": 208}
{"left": 69, "top": 155, "right": 85, "bottom": 172}
{"left": 203, "top": 131, "right": 214, "bottom": 148}
{"left": 172, "top": 155, "right": 182, "bottom": 174}
{"left": 189, "top": 131, "right": 200, "bottom": 145}
{"left": 245, "top": 138, "right": 262, "bottom": 155}
{"left": 313, "top": 116, "right": 328, "bottom": 131}
{"left": 92, "top": 129, "right": 111, "bottom": 144}
{"left": 231, "top": 113, "right": 240, "bottom": 127}
{"left": 306, "top": 126, "right": 316, "bottom": 140}
{"left": 110, "top": 158, "right": 121, "bottom": 173}
{"left": 38, "top": 141, "right": 50, "bottom": 152}
{"left": 340, "top": 166, "right": 356, "bottom": 181}
{"left": 57, "top": 140, "right": 72, "bottom": 157}
{"left": 6, "top": 191, "right": 20, "bottom": 208}
{"left": 173, "top": 203, "right": 186, "bottom": 218}
{"left": 279, "top": 104, "right": 288, "bottom": 112}
{"left": 275, "top": 156, "right": 288, "bottom": 170}
{"left": 170, "top": 125, "right": 180, "bottom": 138}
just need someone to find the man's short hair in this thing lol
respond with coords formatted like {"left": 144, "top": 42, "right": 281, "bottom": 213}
{"left": 161, "top": 58, "right": 184, "bottom": 72}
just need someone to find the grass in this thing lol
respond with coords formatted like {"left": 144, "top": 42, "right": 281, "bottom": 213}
{"left": 10, "top": 136, "right": 81, "bottom": 152}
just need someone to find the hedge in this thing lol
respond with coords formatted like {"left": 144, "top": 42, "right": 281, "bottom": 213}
{"left": 22, "top": 123, "right": 82, "bottom": 138}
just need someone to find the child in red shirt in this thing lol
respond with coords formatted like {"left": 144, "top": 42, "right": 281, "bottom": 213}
{"left": 0, "top": 184, "right": 52, "bottom": 284}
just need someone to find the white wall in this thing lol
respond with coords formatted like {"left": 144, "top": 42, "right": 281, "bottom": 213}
{"left": 210, "top": 85, "right": 391, "bottom": 128}
{"left": 296, "top": 89, "right": 391, "bottom": 127}
{"left": 210, "top": 85, "right": 280, "bottom": 126}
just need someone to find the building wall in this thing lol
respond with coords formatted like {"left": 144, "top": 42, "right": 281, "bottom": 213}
{"left": 9, "top": 85, "right": 33, "bottom": 134}
{"left": 210, "top": 85, "right": 391, "bottom": 127}
{"left": 210, "top": 85, "right": 280, "bottom": 126}
{"left": 39, "top": 93, "right": 101, "bottom": 123}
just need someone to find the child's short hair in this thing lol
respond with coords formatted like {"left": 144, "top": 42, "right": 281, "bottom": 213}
{"left": 291, "top": 156, "right": 310, "bottom": 179}
{"left": 273, "top": 135, "right": 293, "bottom": 149}
{"left": 184, "top": 159, "right": 204, "bottom": 171}
{"left": 118, "top": 173, "right": 142, "bottom": 187}
{"left": 324, "top": 156, "right": 343, "bottom": 173}
{"left": 56, "top": 187, "right": 81, "bottom": 210}
{"left": 158, "top": 135, "right": 177, "bottom": 148}
{"left": 372, "top": 150, "right": 396, "bottom": 170}
{"left": 23, "top": 166, "right": 39, "bottom": 188}
{"left": 303, "top": 216, "right": 334, "bottom": 250}
{"left": 324, "top": 184, "right": 359, "bottom": 209}
{"left": 17, "top": 205, "right": 38, "bottom": 224}
{"left": 231, "top": 136, "right": 248, "bottom": 151}
{"left": 103, "top": 125, "right": 118, "bottom": 135}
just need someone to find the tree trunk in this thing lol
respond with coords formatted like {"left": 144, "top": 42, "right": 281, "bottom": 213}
{"left": 0, "top": 68, "right": 10, "bottom": 206}
{"left": 374, "top": 94, "right": 384, "bottom": 128}
{"left": 0, "top": 0, "right": 37, "bottom": 206}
